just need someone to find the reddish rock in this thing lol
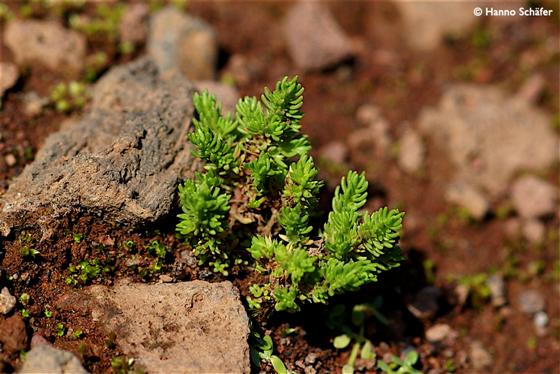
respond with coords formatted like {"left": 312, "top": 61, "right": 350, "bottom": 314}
{"left": 0, "top": 314, "right": 28, "bottom": 354}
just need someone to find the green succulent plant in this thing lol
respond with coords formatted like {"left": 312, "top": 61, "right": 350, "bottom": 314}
{"left": 177, "top": 76, "right": 405, "bottom": 312}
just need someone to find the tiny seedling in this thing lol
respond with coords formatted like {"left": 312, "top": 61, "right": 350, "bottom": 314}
{"left": 73, "top": 232, "right": 84, "bottom": 244}
{"left": 50, "top": 81, "right": 87, "bottom": 113}
{"left": 250, "top": 332, "right": 292, "bottom": 374}
{"left": 44, "top": 309, "right": 53, "bottom": 318}
{"left": 377, "top": 350, "right": 421, "bottom": 374}
{"left": 20, "top": 246, "right": 40, "bottom": 259}
{"left": 19, "top": 293, "right": 30, "bottom": 305}
{"left": 56, "top": 322, "right": 65, "bottom": 337}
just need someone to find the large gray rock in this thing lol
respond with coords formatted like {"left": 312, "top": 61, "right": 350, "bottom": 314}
{"left": 419, "top": 84, "right": 558, "bottom": 197}
{"left": 283, "top": 2, "right": 353, "bottom": 70}
{"left": 18, "top": 345, "right": 87, "bottom": 374}
{"left": 148, "top": 6, "right": 217, "bottom": 80}
{"left": 0, "top": 58, "right": 195, "bottom": 237}
{"left": 58, "top": 280, "right": 250, "bottom": 374}
{"left": 4, "top": 20, "right": 85, "bottom": 75}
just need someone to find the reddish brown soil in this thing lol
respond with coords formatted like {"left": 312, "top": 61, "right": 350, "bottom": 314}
{"left": 1, "top": 1, "right": 559, "bottom": 373}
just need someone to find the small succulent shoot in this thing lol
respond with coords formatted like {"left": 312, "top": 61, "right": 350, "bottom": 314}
{"left": 377, "top": 350, "right": 421, "bottom": 374}
{"left": 177, "top": 76, "right": 405, "bottom": 312}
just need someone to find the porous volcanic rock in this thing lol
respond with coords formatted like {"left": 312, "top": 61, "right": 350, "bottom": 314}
{"left": 148, "top": 6, "right": 217, "bottom": 80}
{"left": 283, "top": 2, "right": 353, "bottom": 70}
{"left": 4, "top": 20, "right": 85, "bottom": 76}
{"left": 19, "top": 345, "right": 87, "bottom": 374}
{"left": 0, "top": 58, "right": 195, "bottom": 238}
{"left": 419, "top": 84, "right": 558, "bottom": 198}
{"left": 58, "top": 280, "right": 250, "bottom": 374}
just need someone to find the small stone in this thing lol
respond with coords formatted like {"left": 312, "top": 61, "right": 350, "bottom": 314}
{"left": 522, "top": 218, "right": 545, "bottom": 244}
{"left": 193, "top": 81, "right": 239, "bottom": 114}
{"left": 119, "top": 3, "right": 149, "bottom": 44}
{"left": 0, "top": 314, "right": 28, "bottom": 354}
{"left": 19, "top": 345, "right": 87, "bottom": 374}
{"left": 0, "top": 287, "right": 16, "bottom": 314}
{"left": 4, "top": 154, "right": 16, "bottom": 167}
{"left": 503, "top": 218, "right": 521, "bottom": 238}
{"left": 305, "top": 352, "right": 318, "bottom": 365}
{"left": 445, "top": 182, "right": 489, "bottom": 220}
{"left": 407, "top": 286, "right": 441, "bottom": 319}
{"left": 518, "top": 289, "right": 545, "bottom": 314}
{"left": 148, "top": 6, "right": 217, "bottom": 80}
{"left": 534, "top": 311, "right": 548, "bottom": 335}
{"left": 225, "top": 54, "right": 255, "bottom": 86}
{"left": 22, "top": 91, "right": 49, "bottom": 117}
{"left": 511, "top": 175, "right": 556, "bottom": 219}
{"left": 517, "top": 74, "right": 545, "bottom": 103}
{"left": 0, "top": 62, "right": 18, "bottom": 98}
{"left": 469, "top": 341, "right": 492, "bottom": 370}
{"left": 4, "top": 20, "right": 86, "bottom": 75}
{"left": 356, "top": 104, "right": 382, "bottom": 126}
{"left": 455, "top": 284, "right": 469, "bottom": 306}
{"left": 398, "top": 128, "right": 425, "bottom": 174}
{"left": 426, "top": 324, "right": 457, "bottom": 343}
{"left": 487, "top": 274, "right": 507, "bottom": 307}
{"left": 283, "top": 2, "right": 353, "bottom": 70}
{"left": 348, "top": 116, "right": 392, "bottom": 158}
{"left": 318, "top": 141, "right": 348, "bottom": 165}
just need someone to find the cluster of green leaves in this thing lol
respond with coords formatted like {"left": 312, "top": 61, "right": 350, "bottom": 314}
{"left": 177, "top": 76, "right": 404, "bottom": 312}
{"left": 378, "top": 351, "right": 421, "bottom": 374}
{"left": 65, "top": 259, "right": 112, "bottom": 286}
{"left": 50, "top": 81, "right": 87, "bottom": 113}
{"left": 328, "top": 300, "right": 388, "bottom": 374}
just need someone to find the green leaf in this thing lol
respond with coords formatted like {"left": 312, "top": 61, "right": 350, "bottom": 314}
{"left": 342, "top": 364, "right": 354, "bottom": 374}
{"left": 270, "top": 355, "right": 287, "bottom": 374}
{"left": 360, "top": 340, "right": 375, "bottom": 360}
{"left": 333, "top": 334, "right": 352, "bottom": 349}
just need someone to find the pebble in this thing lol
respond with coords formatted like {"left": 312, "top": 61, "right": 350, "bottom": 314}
{"left": 487, "top": 274, "right": 507, "bottom": 307}
{"left": 356, "top": 104, "right": 382, "bottom": 126}
{"left": 469, "top": 341, "right": 493, "bottom": 370}
{"left": 522, "top": 218, "right": 545, "bottom": 244}
{"left": 318, "top": 141, "right": 349, "bottom": 165}
{"left": 23, "top": 91, "right": 49, "bottom": 117}
{"left": 518, "top": 290, "right": 545, "bottom": 314}
{"left": 119, "top": 3, "right": 149, "bottom": 44}
{"left": 534, "top": 311, "right": 548, "bottom": 335}
{"left": 0, "top": 62, "right": 19, "bottom": 98}
{"left": 407, "top": 286, "right": 441, "bottom": 319}
{"left": 445, "top": 181, "right": 489, "bottom": 220}
{"left": 511, "top": 175, "right": 557, "bottom": 219}
{"left": 4, "top": 154, "right": 17, "bottom": 167}
{"left": 398, "top": 128, "right": 425, "bottom": 174}
{"left": 426, "top": 324, "right": 457, "bottom": 343}
{"left": 0, "top": 287, "right": 16, "bottom": 314}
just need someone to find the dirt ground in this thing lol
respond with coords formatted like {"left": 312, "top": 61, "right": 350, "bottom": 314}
{"left": 0, "top": 1, "right": 559, "bottom": 373}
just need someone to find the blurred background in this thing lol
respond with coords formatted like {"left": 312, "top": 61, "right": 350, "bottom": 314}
{"left": 0, "top": 0, "right": 559, "bottom": 372}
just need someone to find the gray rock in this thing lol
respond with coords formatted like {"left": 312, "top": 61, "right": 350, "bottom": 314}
{"left": 522, "top": 218, "right": 545, "bottom": 244}
{"left": 4, "top": 20, "right": 85, "bottom": 75}
{"left": 518, "top": 289, "right": 545, "bottom": 314}
{"left": 407, "top": 286, "right": 441, "bottom": 319}
{"left": 419, "top": 85, "right": 558, "bottom": 197}
{"left": 398, "top": 128, "right": 425, "bottom": 174}
{"left": 319, "top": 141, "right": 348, "bottom": 165}
{"left": 283, "top": 2, "right": 353, "bottom": 70}
{"left": 120, "top": 3, "right": 149, "bottom": 44}
{"left": 193, "top": 81, "right": 239, "bottom": 114}
{"left": 0, "top": 58, "right": 195, "bottom": 238}
{"left": 445, "top": 182, "right": 489, "bottom": 220}
{"left": 148, "top": 6, "right": 217, "bottom": 80}
{"left": 511, "top": 175, "right": 557, "bottom": 219}
{"left": 395, "top": 2, "right": 478, "bottom": 50}
{"left": 0, "top": 287, "right": 16, "bottom": 314}
{"left": 426, "top": 324, "right": 457, "bottom": 343}
{"left": 19, "top": 345, "right": 87, "bottom": 374}
{"left": 59, "top": 280, "right": 250, "bottom": 374}
{"left": 468, "top": 341, "right": 492, "bottom": 370}
{"left": 0, "top": 62, "right": 18, "bottom": 98}
{"left": 487, "top": 274, "right": 507, "bottom": 307}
